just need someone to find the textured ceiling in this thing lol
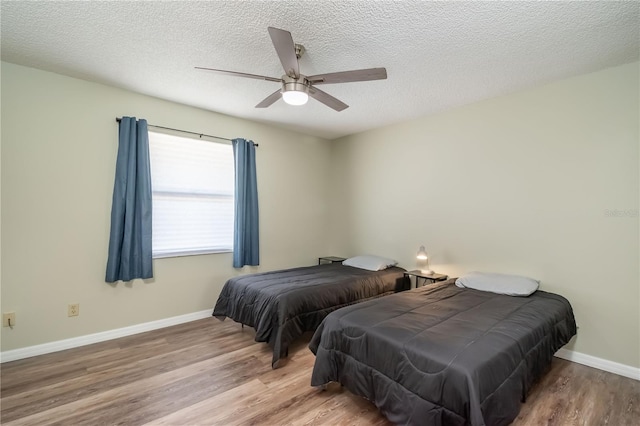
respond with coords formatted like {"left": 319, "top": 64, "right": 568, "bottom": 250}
{"left": 2, "top": 1, "right": 639, "bottom": 140}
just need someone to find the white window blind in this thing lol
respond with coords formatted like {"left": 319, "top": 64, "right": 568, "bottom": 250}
{"left": 148, "top": 131, "right": 235, "bottom": 258}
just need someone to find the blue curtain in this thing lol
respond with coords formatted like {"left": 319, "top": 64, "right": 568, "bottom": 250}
{"left": 105, "top": 117, "right": 153, "bottom": 282}
{"left": 232, "top": 138, "right": 259, "bottom": 268}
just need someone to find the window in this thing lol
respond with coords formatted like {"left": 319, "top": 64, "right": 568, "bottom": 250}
{"left": 148, "top": 131, "right": 234, "bottom": 258}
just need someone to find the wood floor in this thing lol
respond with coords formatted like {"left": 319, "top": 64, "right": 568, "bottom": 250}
{"left": 1, "top": 318, "right": 638, "bottom": 425}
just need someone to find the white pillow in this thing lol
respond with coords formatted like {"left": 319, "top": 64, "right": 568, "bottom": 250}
{"left": 342, "top": 255, "right": 398, "bottom": 271}
{"left": 455, "top": 271, "right": 539, "bottom": 296}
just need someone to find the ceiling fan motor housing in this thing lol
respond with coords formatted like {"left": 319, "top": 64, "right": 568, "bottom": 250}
{"left": 282, "top": 75, "right": 309, "bottom": 94}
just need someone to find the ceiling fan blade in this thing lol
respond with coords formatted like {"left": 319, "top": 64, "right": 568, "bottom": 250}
{"left": 308, "top": 86, "right": 349, "bottom": 111}
{"left": 307, "top": 67, "right": 387, "bottom": 85}
{"left": 195, "top": 67, "right": 281, "bottom": 83}
{"left": 268, "top": 27, "right": 300, "bottom": 78}
{"left": 255, "top": 89, "right": 282, "bottom": 108}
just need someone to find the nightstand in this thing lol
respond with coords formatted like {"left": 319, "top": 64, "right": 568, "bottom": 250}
{"left": 318, "top": 256, "right": 346, "bottom": 265}
{"left": 404, "top": 270, "right": 448, "bottom": 288}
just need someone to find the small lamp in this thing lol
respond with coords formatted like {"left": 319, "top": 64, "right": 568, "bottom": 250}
{"left": 417, "top": 245, "right": 433, "bottom": 275}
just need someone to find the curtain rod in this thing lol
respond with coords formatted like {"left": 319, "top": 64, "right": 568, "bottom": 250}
{"left": 115, "top": 118, "right": 258, "bottom": 147}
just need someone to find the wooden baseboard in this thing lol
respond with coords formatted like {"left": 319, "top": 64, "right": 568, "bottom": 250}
{"left": 2, "top": 311, "right": 638, "bottom": 382}
{"left": 0, "top": 309, "right": 212, "bottom": 363}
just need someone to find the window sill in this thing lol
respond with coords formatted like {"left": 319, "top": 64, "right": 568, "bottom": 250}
{"left": 153, "top": 249, "right": 232, "bottom": 259}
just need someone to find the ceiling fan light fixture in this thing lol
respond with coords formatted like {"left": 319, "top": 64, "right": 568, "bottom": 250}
{"left": 282, "top": 76, "right": 309, "bottom": 106}
{"left": 282, "top": 90, "right": 309, "bottom": 106}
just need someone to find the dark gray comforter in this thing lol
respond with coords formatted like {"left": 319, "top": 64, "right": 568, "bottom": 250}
{"left": 213, "top": 263, "right": 408, "bottom": 368}
{"left": 309, "top": 279, "right": 577, "bottom": 426}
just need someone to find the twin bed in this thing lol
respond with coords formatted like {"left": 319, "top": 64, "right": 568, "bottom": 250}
{"left": 310, "top": 278, "right": 576, "bottom": 425}
{"left": 213, "top": 261, "right": 577, "bottom": 425}
{"left": 213, "top": 260, "right": 409, "bottom": 367}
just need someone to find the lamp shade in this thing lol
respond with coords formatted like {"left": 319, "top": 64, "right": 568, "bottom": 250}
{"left": 417, "top": 245, "right": 428, "bottom": 260}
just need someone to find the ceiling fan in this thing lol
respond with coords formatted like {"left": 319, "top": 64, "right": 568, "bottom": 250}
{"left": 195, "top": 27, "right": 387, "bottom": 112}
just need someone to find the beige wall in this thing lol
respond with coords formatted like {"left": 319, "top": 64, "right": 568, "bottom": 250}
{"left": 329, "top": 62, "right": 640, "bottom": 368}
{"left": 0, "top": 62, "right": 331, "bottom": 351}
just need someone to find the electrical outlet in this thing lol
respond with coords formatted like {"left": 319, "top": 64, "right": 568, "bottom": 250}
{"left": 3, "top": 312, "right": 16, "bottom": 327}
{"left": 68, "top": 303, "right": 79, "bottom": 317}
